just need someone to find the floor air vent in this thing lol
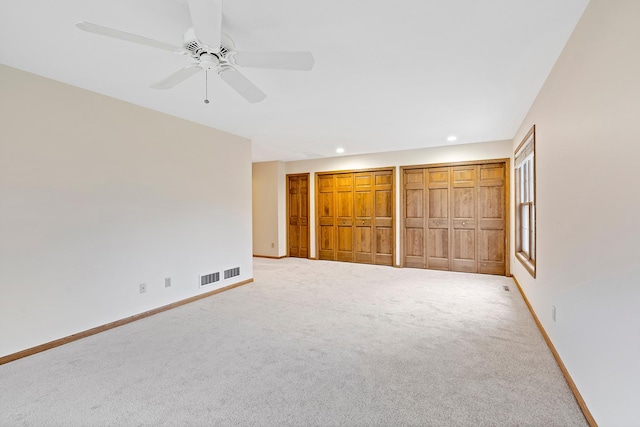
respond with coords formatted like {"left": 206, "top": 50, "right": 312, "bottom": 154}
{"left": 224, "top": 267, "right": 240, "bottom": 280}
{"left": 200, "top": 272, "right": 220, "bottom": 287}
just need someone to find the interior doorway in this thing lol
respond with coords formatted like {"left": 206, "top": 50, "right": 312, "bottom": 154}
{"left": 286, "top": 173, "right": 310, "bottom": 258}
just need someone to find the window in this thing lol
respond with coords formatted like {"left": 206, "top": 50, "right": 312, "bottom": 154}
{"left": 515, "top": 125, "right": 536, "bottom": 277}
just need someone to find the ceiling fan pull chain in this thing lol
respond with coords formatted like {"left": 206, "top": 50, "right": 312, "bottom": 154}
{"left": 204, "top": 70, "right": 210, "bottom": 104}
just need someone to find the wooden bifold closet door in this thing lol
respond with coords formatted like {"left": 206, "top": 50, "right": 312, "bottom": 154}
{"left": 401, "top": 160, "right": 508, "bottom": 275}
{"left": 316, "top": 168, "right": 394, "bottom": 266}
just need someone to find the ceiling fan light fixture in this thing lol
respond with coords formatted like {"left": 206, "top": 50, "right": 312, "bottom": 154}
{"left": 199, "top": 53, "right": 220, "bottom": 70}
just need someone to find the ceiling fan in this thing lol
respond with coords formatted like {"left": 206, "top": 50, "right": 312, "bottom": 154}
{"left": 76, "top": 0, "right": 314, "bottom": 103}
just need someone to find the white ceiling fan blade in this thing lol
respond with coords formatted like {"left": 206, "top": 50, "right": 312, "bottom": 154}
{"left": 76, "top": 22, "right": 185, "bottom": 53}
{"left": 218, "top": 67, "right": 266, "bottom": 103}
{"left": 151, "top": 65, "right": 202, "bottom": 89}
{"left": 232, "top": 51, "right": 315, "bottom": 71}
{"left": 187, "top": 0, "right": 222, "bottom": 52}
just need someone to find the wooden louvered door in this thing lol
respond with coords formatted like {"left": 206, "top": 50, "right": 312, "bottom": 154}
{"left": 287, "top": 174, "right": 309, "bottom": 258}
{"left": 401, "top": 160, "right": 508, "bottom": 275}
{"left": 316, "top": 168, "right": 395, "bottom": 266}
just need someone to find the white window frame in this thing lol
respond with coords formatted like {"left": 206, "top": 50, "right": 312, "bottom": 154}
{"left": 514, "top": 125, "right": 536, "bottom": 277}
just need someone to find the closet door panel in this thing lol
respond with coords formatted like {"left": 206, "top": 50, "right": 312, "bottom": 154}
{"left": 403, "top": 169, "right": 426, "bottom": 267}
{"left": 405, "top": 228, "right": 425, "bottom": 267}
{"left": 478, "top": 163, "right": 506, "bottom": 275}
{"left": 355, "top": 226, "right": 372, "bottom": 263}
{"left": 337, "top": 225, "right": 354, "bottom": 261}
{"left": 451, "top": 166, "right": 477, "bottom": 273}
{"left": 336, "top": 173, "right": 354, "bottom": 262}
{"left": 375, "top": 228, "right": 394, "bottom": 265}
{"left": 354, "top": 172, "right": 373, "bottom": 263}
{"left": 317, "top": 175, "right": 335, "bottom": 260}
{"left": 426, "top": 168, "right": 450, "bottom": 270}
{"left": 373, "top": 170, "right": 394, "bottom": 265}
{"left": 427, "top": 227, "right": 449, "bottom": 270}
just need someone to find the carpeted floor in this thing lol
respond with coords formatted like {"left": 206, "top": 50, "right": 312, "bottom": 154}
{"left": 0, "top": 257, "right": 587, "bottom": 426}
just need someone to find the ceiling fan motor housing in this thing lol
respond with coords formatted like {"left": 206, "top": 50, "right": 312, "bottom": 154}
{"left": 183, "top": 28, "right": 233, "bottom": 64}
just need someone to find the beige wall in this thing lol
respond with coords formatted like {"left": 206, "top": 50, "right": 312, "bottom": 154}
{"left": 510, "top": 0, "right": 640, "bottom": 424}
{"left": 284, "top": 140, "right": 512, "bottom": 263}
{"left": 0, "top": 65, "right": 253, "bottom": 357}
{"left": 252, "top": 161, "right": 286, "bottom": 257}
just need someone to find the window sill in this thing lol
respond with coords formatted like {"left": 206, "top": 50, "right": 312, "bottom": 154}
{"left": 516, "top": 252, "right": 536, "bottom": 278}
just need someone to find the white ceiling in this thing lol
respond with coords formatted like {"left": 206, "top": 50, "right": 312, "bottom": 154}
{"left": 0, "top": 0, "right": 588, "bottom": 162}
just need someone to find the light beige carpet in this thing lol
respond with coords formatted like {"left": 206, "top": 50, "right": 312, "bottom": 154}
{"left": 0, "top": 257, "right": 586, "bottom": 426}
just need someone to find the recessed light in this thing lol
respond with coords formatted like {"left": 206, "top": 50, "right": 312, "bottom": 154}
{"left": 447, "top": 135, "right": 457, "bottom": 142}
{"left": 336, "top": 147, "right": 345, "bottom": 154}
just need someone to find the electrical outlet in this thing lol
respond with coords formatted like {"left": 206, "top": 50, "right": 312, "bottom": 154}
{"left": 271, "top": 242, "right": 275, "bottom": 248}
{"left": 552, "top": 305, "right": 556, "bottom": 322}
{"left": 165, "top": 277, "right": 171, "bottom": 288}
{"left": 139, "top": 283, "right": 146, "bottom": 294}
